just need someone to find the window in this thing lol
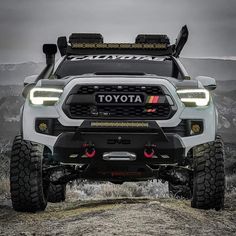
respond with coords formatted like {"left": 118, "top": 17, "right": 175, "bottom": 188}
{"left": 55, "top": 55, "right": 182, "bottom": 79}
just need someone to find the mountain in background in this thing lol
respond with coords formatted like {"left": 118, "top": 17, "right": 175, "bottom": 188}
{"left": 0, "top": 62, "right": 44, "bottom": 85}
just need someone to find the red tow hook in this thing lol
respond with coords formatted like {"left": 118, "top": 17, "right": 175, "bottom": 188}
{"left": 85, "top": 148, "right": 96, "bottom": 158}
{"left": 144, "top": 149, "right": 155, "bottom": 158}
{"left": 83, "top": 143, "right": 96, "bottom": 158}
{"left": 144, "top": 143, "right": 156, "bottom": 158}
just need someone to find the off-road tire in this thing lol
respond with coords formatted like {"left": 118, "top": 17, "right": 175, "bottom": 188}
{"left": 10, "top": 135, "right": 48, "bottom": 212}
{"left": 168, "top": 182, "right": 192, "bottom": 199}
{"left": 48, "top": 184, "right": 66, "bottom": 203}
{"left": 191, "top": 136, "right": 225, "bottom": 210}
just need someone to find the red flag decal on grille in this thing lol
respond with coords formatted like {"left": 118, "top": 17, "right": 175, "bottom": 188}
{"left": 146, "top": 96, "right": 159, "bottom": 103}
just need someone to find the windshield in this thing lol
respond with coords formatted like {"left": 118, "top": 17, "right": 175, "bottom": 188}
{"left": 55, "top": 55, "right": 176, "bottom": 78}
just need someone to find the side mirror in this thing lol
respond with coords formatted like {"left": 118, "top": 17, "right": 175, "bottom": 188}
{"left": 196, "top": 76, "right": 217, "bottom": 91}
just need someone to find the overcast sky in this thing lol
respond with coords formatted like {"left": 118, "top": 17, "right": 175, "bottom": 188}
{"left": 0, "top": 0, "right": 236, "bottom": 63}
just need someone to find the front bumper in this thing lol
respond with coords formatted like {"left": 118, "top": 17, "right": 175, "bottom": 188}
{"left": 52, "top": 122, "right": 185, "bottom": 165}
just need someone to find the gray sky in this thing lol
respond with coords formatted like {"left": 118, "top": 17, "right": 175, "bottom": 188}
{"left": 0, "top": 0, "right": 236, "bottom": 63}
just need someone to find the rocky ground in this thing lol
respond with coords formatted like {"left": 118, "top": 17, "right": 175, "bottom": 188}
{"left": 0, "top": 193, "right": 235, "bottom": 236}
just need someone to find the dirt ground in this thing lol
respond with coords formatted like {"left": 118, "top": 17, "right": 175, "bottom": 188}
{"left": 0, "top": 194, "right": 235, "bottom": 236}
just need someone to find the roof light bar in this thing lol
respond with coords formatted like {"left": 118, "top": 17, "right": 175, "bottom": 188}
{"left": 70, "top": 43, "right": 168, "bottom": 50}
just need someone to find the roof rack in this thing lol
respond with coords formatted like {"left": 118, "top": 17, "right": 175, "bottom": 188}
{"left": 57, "top": 25, "right": 188, "bottom": 58}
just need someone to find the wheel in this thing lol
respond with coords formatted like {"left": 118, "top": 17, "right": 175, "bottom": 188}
{"left": 191, "top": 136, "right": 225, "bottom": 210}
{"left": 168, "top": 182, "right": 192, "bottom": 199}
{"left": 10, "top": 135, "right": 48, "bottom": 212}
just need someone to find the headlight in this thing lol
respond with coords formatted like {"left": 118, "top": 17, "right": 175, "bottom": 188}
{"left": 29, "top": 88, "right": 63, "bottom": 105}
{"left": 177, "top": 89, "right": 210, "bottom": 106}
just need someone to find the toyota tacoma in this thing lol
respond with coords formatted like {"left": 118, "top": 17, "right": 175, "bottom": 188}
{"left": 10, "top": 26, "right": 225, "bottom": 212}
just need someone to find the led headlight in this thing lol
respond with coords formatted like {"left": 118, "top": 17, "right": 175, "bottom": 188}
{"left": 29, "top": 88, "right": 63, "bottom": 105}
{"left": 177, "top": 89, "right": 210, "bottom": 106}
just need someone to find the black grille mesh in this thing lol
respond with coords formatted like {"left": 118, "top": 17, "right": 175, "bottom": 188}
{"left": 64, "top": 85, "right": 174, "bottom": 120}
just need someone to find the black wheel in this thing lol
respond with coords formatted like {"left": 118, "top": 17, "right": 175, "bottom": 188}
{"left": 48, "top": 184, "right": 66, "bottom": 203}
{"left": 10, "top": 135, "right": 48, "bottom": 212}
{"left": 168, "top": 182, "right": 192, "bottom": 199}
{"left": 191, "top": 136, "right": 225, "bottom": 210}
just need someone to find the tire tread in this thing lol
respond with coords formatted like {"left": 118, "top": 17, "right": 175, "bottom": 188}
{"left": 191, "top": 135, "right": 225, "bottom": 210}
{"left": 10, "top": 135, "right": 47, "bottom": 212}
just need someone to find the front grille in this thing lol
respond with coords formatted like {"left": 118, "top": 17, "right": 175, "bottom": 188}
{"left": 63, "top": 85, "right": 176, "bottom": 120}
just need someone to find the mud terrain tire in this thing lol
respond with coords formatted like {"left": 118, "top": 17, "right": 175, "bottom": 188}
{"left": 191, "top": 136, "right": 225, "bottom": 210}
{"left": 10, "top": 135, "right": 48, "bottom": 212}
